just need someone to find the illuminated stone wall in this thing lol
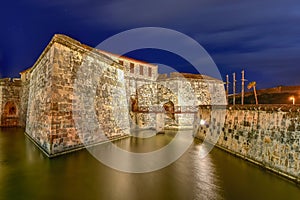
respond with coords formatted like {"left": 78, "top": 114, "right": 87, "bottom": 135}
{"left": 98, "top": 50, "right": 158, "bottom": 82}
{"left": 1, "top": 34, "right": 226, "bottom": 157}
{"left": 130, "top": 73, "right": 226, "bottom": 130}
{"left": 20, "top": 70, "right": 31, "bottom": 127}
{"left": 0, "top": 78, "right": 22, "bottom": 127}
{"left": 25, "top": 34, "right": 130, "bottom": 156}
{"left": 26, "top": 45, "right": 54, "bottom": 153}
{"left": 195, "top": 105, "right": 300, "bottom": 183}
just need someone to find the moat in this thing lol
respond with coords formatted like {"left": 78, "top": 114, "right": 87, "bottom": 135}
{"left": 1, "top": 128, "right": 300, "bottom": 200}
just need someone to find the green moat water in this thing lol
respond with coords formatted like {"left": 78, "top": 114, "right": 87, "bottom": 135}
{"left": 0, "top": 128, "right": 299, "bottom": 200}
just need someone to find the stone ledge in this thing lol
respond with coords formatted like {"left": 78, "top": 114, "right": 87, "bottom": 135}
{"left": 197, "top": 104, "right": 300, "bottom": 112}
{"left": 228, "top": 104, "right": 300, "bottom": 112}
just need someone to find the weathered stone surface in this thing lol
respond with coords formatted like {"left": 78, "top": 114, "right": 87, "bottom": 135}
{"left": 129, "top": 72, "right": 226, "bottom": 129}
{"left": 24, "top": 36, "right": 131, "bottom": 156}
{"left": 195, "top": 105, "right": 300, "bottom": 181}
{"left": 0, "top": 78, "right": 22, "bottom": 127}
{"left": 2, "top": 34, "right": 299, "bottom": 183}
{"left": 0, "top": 34, "right": 226, "bottom": 157}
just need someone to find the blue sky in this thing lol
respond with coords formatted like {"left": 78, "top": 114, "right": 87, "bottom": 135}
{"left": 1, "top": 0, "right": 300, "bottom": 89}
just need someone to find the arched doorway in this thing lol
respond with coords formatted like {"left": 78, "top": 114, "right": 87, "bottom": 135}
{"left": 130, "top": 95, "right": 139, "bottom": 112}
{"left": 163, "top": 100, "right": 175, "bottom": 120}
{"left": 1, "top": 101, "right": 19, "bottom": 127}
{"left": 3, "top": 102, "right": 17, "bottom": 116}
{"left": 131, "top": 83, "right": 178, "bottom": 129}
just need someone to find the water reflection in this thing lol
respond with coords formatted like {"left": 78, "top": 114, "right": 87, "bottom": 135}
{"left": 192, "top": 142, "right": 225, "bottom": 199}
{"left": 87, "top": 130, "right": 193, "bottom": 173}
{"left": 0, "top": 128, "right": 300, "bottom": 200}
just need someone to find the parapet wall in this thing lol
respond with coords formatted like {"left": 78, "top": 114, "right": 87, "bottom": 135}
{"left": 195, "top": 105, "right": 300, "bottom": 182}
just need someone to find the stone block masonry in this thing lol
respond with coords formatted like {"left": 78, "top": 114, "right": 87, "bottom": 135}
{"left": 130, "top": 73, "right": 226, "bottom": 130}
{"left": 0, "top": 34, "right": 226, "bottom": 157}
{"left": 1, "top": 33, "right": 299, "bottom": 185}
{"left": 195, "top": 105, "right": 300, "bottom": 183}
{"left": 0, "top": 78, "right": 22, "bottom": 127}
{"left": 19, "top": 68, "right": 31, "bottom": 127}
{"left": 25, "top": 34, "right": 130, "bottom": 156}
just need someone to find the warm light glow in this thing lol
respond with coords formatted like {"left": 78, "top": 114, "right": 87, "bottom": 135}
{"left": 200, "top": 119, "right": 206, "bottom": 126}
{"left": 290, "top": 96, "right": 295, "bottom": 105}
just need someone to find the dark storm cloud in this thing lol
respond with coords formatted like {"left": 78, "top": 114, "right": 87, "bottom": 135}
{"left": 2, "top": 0, "right": 300, "bottom": 88}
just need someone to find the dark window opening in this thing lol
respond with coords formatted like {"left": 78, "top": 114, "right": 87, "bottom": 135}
{"left": 148, "top": 67, "right": 152, "bottom": 77}
{"left": 140, "top": 65, "right": 144, "bottom": 75}
{"left": 130, "top": 63, "right": 134, "bottom": 73}
{"left": 3, "top": 102, "right": 17, "bottom": 116}
{"left": 9, "top": 106, "right": 16, "bottom": 115}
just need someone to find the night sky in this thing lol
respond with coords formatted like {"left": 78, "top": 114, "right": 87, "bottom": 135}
{"left": 1, "top": 0, "right": 300, "bottom": 90}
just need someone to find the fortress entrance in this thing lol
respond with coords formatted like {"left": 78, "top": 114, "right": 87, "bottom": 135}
{"left": 129, "top": 83, "right": 178, "bottom": 130}
{"left": 1, "top": 101, "right": 19, "bottom": 127}
{"left": 163, "top": 100, "right": 175, "bottom": 120}
{"left": 5, "top": 102, "right": 17, "bottom": 116}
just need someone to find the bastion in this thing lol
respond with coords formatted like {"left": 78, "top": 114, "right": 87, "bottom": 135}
{"left": 0, "top": 34, "right": 226, "bottom": 157}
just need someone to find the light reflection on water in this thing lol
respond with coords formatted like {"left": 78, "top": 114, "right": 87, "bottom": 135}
{"left": 192, "top": 143, "right": 225, "bottom": 200}
{"left": 0, "top": 128, "right": 300, "bottom": 200}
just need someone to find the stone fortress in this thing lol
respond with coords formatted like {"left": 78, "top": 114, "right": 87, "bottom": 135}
{"left": 1, "top": 34, "right": 299, "bottom": 183}
{"left": 0, "top": 34, "right": 226, "bottom": 156}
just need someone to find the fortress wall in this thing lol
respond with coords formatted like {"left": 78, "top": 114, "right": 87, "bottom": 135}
{"left": 131, "top": 77, "right": 226, "bottom": 130}
{"left": 26, "top": 35, "right": 130, "bottom": 156}
{"left": 20, "top": 71, "right": 31, "bottom": 127}
{"left": 104, "top": 54, "right": 158, "bottom": 82}
{"left": 26, "top": 44, "right": 54, "bottom": 153}
{"left": 0, "top": 78, "right": 22, "bottom": 127}
{"left": 195, "top": 105, "right": 300, "bottom": 182}
{"left": 49, "top": 42, "right": 82, "bottom": 154}
{"left": 13, "top": 34, "right": 226, "bottom": 156}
